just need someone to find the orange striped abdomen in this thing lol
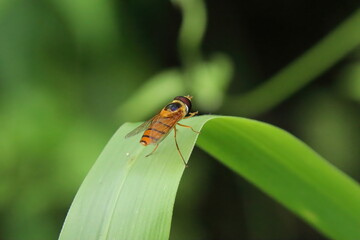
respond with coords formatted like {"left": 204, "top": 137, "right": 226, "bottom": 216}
{"left": 140, "top": 127, "right": 167, "bottom": 146}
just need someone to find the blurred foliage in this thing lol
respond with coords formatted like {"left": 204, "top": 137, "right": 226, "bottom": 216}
{"left": 338, "top": 59, "right": 360, "bottom": 102}
{"left": 0, "top": 0, "right": 359, "bottom": 239}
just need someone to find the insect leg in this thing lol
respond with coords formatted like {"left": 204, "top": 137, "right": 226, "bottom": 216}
{"left": 173, "top": 125, "right": 188, "bottom": 167}
{"left": 146, "top": 144, "right": 159, "bottom": 157}
{"left": 183, "top": 111, "right": 198, "bottom": 119}
{"left": 177, "top": 123, "right": 200, "bottom": 133}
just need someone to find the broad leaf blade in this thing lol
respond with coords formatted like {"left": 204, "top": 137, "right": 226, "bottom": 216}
{"left": 58, "top": 116, "right": 214, "bottom": 240}
{"left": 196, "top": 117, "right": 360, "bottom": 240}
{"left": 59, "top": 115, "right": 360, "bottom": 240}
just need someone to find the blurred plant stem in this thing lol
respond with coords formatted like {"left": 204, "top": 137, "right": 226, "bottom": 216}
{"left": 119, "top": 0, "right": 233, "bottom": 118}
{"left": 224, "top": 8, "right": 360, "bottom": 117}
{"left": 173, "top": 0, "right": 234, "bottom": 111}
{"left": 173, "top": 0, "right": 207, "bottom": 72}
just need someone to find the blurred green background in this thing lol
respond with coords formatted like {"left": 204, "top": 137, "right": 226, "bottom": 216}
{"left": 1, "top": 0, "right": 359, "bottom": 239}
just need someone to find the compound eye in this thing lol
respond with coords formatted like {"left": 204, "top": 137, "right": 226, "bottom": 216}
{"left": 165, "top": 102, "right": 181, "bottom": 112}
{"left": 173, "top": 96, "right": 191, "bottom": 113}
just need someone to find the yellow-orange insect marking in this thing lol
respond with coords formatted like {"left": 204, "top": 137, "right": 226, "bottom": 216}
{"left": 125, "top": 95, "right": 199, "bottom": 167}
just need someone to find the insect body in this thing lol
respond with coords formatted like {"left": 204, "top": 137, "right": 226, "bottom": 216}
{"left": 125, "top": 95, "right": 199, "bottom": 166}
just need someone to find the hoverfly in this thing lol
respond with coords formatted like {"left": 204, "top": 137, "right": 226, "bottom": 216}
{"left": 125, "top": 95, "right": 199, "bottom": 167}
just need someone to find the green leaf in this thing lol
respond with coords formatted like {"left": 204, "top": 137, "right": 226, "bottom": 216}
{"left": 58, "top": 115, "right": 214, "bottom": 240}
{"left": 59, "top": 116, "right": 360, "bottom": 240}
{"left": 197, "top": 117, "right": 360, "bottom": 240}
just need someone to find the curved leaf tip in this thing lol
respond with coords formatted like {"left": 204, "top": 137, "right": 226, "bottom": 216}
{"left": 59, "top": 115, "right": 360, "bottom": 240}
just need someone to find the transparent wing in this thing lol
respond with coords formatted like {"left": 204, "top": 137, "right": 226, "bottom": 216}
{"left": 148, "top": 113, "right": 186, "bottom": 143}
{"left": 125, "top": 118, "right": 154, "bottom": 138}
{"left": 125, "top": 112, "right": 183, "bottom": 140}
